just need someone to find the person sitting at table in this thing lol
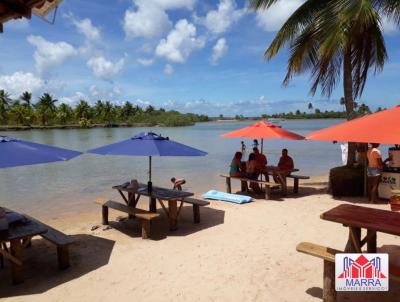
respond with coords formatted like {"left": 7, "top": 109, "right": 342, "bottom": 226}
{"left": 253, "top": 147, "right": 269, "bottom": 181}
{"left": 171, "top": 177, "right": 186, "bottom": 191}
{"left": 229, "top": 152, "right": 248, "bottom": 191}
{"left": 273, "top": 149, "right": 294, "bottom": 184}
{"left": 246, "top": 153, "right": 261, "bottom": 193}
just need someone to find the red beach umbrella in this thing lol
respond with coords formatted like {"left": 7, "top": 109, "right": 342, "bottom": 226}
{"left": 222, "top": 121, "right": 305, "bottom": 140}
{"left": 222, "top": 121, "right": 304, "bottom": 152}
{"left": 306, "top": 105, "right": 400, "bottom": 144}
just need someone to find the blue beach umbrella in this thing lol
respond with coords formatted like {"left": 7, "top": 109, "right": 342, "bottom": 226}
{"left": 87, "top": 132, "right": 207, "bottom": 191}
{"left": 0, "top": 135, "right": 82, "bottom": 169}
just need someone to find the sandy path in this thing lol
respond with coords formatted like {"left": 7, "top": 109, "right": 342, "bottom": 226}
{"left": 1, "top": 178, "right": 400, "bottom": 302}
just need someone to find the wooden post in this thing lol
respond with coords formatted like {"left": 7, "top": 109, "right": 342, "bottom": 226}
{"left": 193, "top": 205, "right": 200, "bottom": 223}
{"left": 345, "top": 227, "right": 361, "bottom": 252}
{"left": 150, "top": 197, "right": 157, "bottom": 213}
{"left": 141, "top": 220, "right": 150, "bottom": 239}
{"left": 168, "top": 200, "right": 178, "bottom": 231}
{"left": 226, "top": 177, "right": 232, "bottom": 193}
{"left": 57, "top": 245, "right": 70, "bottom": 270}
{"left": 10, "top": 239, "right": 23, "bottom": 285}
{"left": 102, "top": 205, "right": 109, "bottom": 225}
{"left": 367, "top": 230, "right": 377, "bottom": 253}
{"left": 265, "top": 186, "right": 271, "bottom": 200}
{"left": 293, "top": 178, "right": 299, "bottom": 194}
{"left": 323, "top": 260, "right": 336, "bottom": 302}
{"left": 128, "top": 192, "right": 135, "bottom": 219}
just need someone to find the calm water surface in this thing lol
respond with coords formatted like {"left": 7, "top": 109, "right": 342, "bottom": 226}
{"left": 0, "top": 119, "right": 347, "bottom": 217}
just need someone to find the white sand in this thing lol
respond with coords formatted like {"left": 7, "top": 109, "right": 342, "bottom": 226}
{"left": 1, "top": 177, "right": 400, "bottom": 301}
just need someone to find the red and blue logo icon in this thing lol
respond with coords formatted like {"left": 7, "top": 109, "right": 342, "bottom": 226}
{"left": 335, "top": 254, "right": 388, "bottom": 291}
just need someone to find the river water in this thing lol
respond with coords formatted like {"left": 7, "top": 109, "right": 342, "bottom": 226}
{"left": 0, "top": 119, "right": 348, "bottom": 217}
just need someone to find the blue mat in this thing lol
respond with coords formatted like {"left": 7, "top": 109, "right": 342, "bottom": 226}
{"left": 202, "top": 190, "right": 252, "bottom": 204}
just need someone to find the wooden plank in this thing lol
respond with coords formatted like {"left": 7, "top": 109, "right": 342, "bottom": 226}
{"left": 97, "top": 200, "right": 160, "bottom": 220}
{"left": 10, "top": 239, "right": 23, "bottom": 285}
{"left": 23, "top": 215, "right": 73, "bottom": 246}
{"left": 287, "top": 175, "right": 310, "bottom": 180}
{"left": 321, "top": 204, "right": 400, "bottom": 236}
{"left": 182, "top": 198, "right": 210, "bottom": 206}
{"left": 323, "top": 260, "right": 336, "bottom": 302}
{"left": 220, "top": 174, "right": 281, "bottom": 188}
{"left": 296, "top": 242, "right": 339, "bottom": 262}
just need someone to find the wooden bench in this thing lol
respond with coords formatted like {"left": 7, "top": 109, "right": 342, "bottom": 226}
{"left": 296, "top": 242, "right": 400, "bottom": 302}
{"left": 24, "top": 215, "right": 73, "bottom": 270}
{"left": 220, "top": 174, "right": 281, "bottom": 199}
{"left": 96, "top": 200, "right": 160, "bottom": 239}
{"left": 181, "top": 198, "right": 210, "bottom": 223}
{"left": 287, "top": 174, "right": 310, "bottom": 194}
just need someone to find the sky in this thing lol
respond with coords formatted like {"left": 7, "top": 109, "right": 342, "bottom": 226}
{"left": 0, "top": 0, "right": 400, "bottom": 116}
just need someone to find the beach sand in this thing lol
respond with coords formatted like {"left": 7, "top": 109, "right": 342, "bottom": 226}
{"left": 1, "top": 176, "right": 400, "bottom": 302}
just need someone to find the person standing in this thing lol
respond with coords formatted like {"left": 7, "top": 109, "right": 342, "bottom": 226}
{"left": 367, "top": 143, "right": 384, "bottom": 203}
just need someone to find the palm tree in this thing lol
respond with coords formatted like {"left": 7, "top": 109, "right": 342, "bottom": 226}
{"left": 20, "top": 91, "right": 32, "bottom": 107}
{"left": 0, "top": 89, "right": 12, "bottom": 124}
{"left": 102, "top": 101, "right": 115, "bottom": 126}
{"left": 308, "top": 102, "right": 313, "bottom": 112}
{"left": 249, "top": 0, "right": 398, "bottom": 165}
{"left": 75, "top": 100, "right": 92, "bottom": 120}
{"left": 36, "top": 93, "right": 58, "bottom": 125}
{"left": 57, "top": 103, "right": 73, "bottom": 125}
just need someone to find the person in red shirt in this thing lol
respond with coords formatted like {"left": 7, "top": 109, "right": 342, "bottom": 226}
{"left": 273, "top": 149, "right": 294, "bottom": 185}
{"left": 278, "top": 149, "right": 294, "bottom": 173}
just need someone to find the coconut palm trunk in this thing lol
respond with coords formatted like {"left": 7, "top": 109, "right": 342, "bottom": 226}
{"left": 343, "top": 47, "right": 356, "bottom": 166}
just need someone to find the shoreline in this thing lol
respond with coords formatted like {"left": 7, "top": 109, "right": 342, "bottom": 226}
{"left": 2, "top": 175, "right": 399, "bottom": 302}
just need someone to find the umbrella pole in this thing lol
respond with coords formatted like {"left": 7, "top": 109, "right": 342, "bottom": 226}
{"left": 261, "top": 139, "right": 264, "bottom": 154}
{"left": 148, "top": 156, "right": 152, "bottom": 192}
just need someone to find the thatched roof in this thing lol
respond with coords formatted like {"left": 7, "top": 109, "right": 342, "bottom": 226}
{"left": 0, "top": 0, "right": 62, "bottom": 32}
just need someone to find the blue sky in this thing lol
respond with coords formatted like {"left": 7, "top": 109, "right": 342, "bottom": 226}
{"left": 0, "top": 0, "right": 399, "bottom": 116}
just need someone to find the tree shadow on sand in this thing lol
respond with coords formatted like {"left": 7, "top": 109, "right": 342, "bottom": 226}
{"left": 105, "top": 205, "right": 225, "bottom": 241}
{"left": 0, "top": 234, "right": 115, "bottom": 298}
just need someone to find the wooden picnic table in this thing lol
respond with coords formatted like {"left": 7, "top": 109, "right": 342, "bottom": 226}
{"left": 112, "top": 183, "right": 194, "bottom": 230}
{"left": 0, "top": 213, "right": 47, "bottom": 284}
{"left": 264, "top": 166, "right": 301, "bottom": 194}
{"left": 321, "top": 204, "right": 400, "bottom": 253}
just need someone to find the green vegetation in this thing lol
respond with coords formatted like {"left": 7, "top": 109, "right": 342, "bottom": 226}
{"left": 260, "top": 102, "right": 376, "bottom": 120}
{"left": 250, "top": 0, "right": 398, "bottom": 166}
{"left": 0, "top": 90, "right": 209, "bottom": 129}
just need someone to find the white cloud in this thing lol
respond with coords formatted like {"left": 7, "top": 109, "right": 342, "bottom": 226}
{"left": 123, "top": 0, "right": 172, "bottom": 39}
{"left": 27, "top": 35, "right": 77, "bottom": 75}
{"left": 137, "top": 58, "right": 155, "bottom": 66}
{"left": 197, "top": 0, "right": 244, "bottom": 34}
{"left": 153, "top": 0, "right": 196, "bottom": 9}
{"left": 0, "top": 72, "right": 44, "bottom": 97}
{"left": 71, "top": 17, "right": 101, "bottom": 42}
{"left": 87, "top": 56, "right": 125, "bottom": 81}
{"left": 210, "top": 38, "right": 228, "bottom": 64}
{"left": 382, "top": 16, "right": 399, "bottom": 34}
{"left": 5, "top": 19, "right": 29, "bottom": 31}
{"left": 155, "top": 19, "right": 205, "bottom": 63}
{"left": 164, "top": 64, "right": 174, "bottom": 74}
{"left": 59, "top": 91, "right": 87, "bottom": 106}
{"left": 255, "top": 0, "right": 304, "bottom": 32}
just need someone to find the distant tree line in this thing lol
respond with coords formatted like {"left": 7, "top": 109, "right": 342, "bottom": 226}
{"left": 260, "top": 101, "right": 381, "bottom": 120}
{"left": 0, "top": 90, "right": 209, "bottom": 128}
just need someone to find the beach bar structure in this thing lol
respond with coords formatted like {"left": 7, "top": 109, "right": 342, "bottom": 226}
{"left": 0, "top": 0, "right": 62, "bottom": 33}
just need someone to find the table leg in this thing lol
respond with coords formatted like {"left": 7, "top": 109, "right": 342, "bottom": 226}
{"left": 345, "top": 227, "right": 361, "bottom": 253}
{"left": 226, "top": 178, "right": 232, "bottom": 193}
{"left": 149, "top": 197, "right": 157, "bottom": 213}
{"left": 128, "top": 192, "right": 135, "bottom": 219}
{"left": 10, "top": 239, "right": 23, "bottom": 285}
{"left": 367, "top": 230, "right": 377, "bottom": 253}
{"left": 168, "top": 200, "right": 178, "bottom": 231}
{"left": 323, "top": 260, "right": 336, "bottom": 302}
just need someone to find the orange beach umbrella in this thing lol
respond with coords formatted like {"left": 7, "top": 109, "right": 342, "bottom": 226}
{"left": 222, "top": 121, "right": 305, "bottom": 140}
{"left": 306, "top": 105, "right": 400, "bottom": 144}
{"left": 222, "top": 121, "right": 304, "bottom": 152}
